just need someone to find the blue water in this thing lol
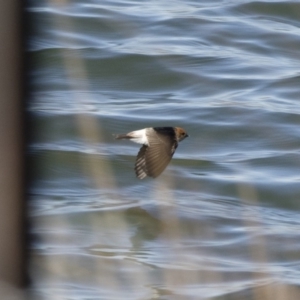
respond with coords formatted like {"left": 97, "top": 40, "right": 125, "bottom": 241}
{"left": 28, "top": 0, "right": 300, "bottom": 299}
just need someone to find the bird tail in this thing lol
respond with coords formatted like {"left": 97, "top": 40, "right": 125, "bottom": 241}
{"left": 114, "top": 133, "right": 131, "bottom": 140}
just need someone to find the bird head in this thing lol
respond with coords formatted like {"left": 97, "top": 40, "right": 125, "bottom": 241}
{"left": 175, "top": 127, "right": 189, "bottom": 142}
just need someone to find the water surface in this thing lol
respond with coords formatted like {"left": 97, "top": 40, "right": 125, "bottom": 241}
{"left": 28, "top": 0, "right": 300, "bottom": 299}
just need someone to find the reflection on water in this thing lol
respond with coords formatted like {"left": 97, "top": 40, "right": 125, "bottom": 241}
{"left": 28, "top": 0, "right": 300, "bottom": 299}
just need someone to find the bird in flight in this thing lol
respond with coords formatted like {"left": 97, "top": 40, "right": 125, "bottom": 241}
{"left": 115, "top": 127, "right": 188, "bottom": 179}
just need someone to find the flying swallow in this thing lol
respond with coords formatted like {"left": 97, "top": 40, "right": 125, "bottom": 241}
{"left": 115, "top": 127, "right": 188, "bottom": 179}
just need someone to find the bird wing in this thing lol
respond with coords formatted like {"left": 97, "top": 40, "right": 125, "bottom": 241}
{"left": 135, "top": 129, "right": 178, "bottom": 179}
